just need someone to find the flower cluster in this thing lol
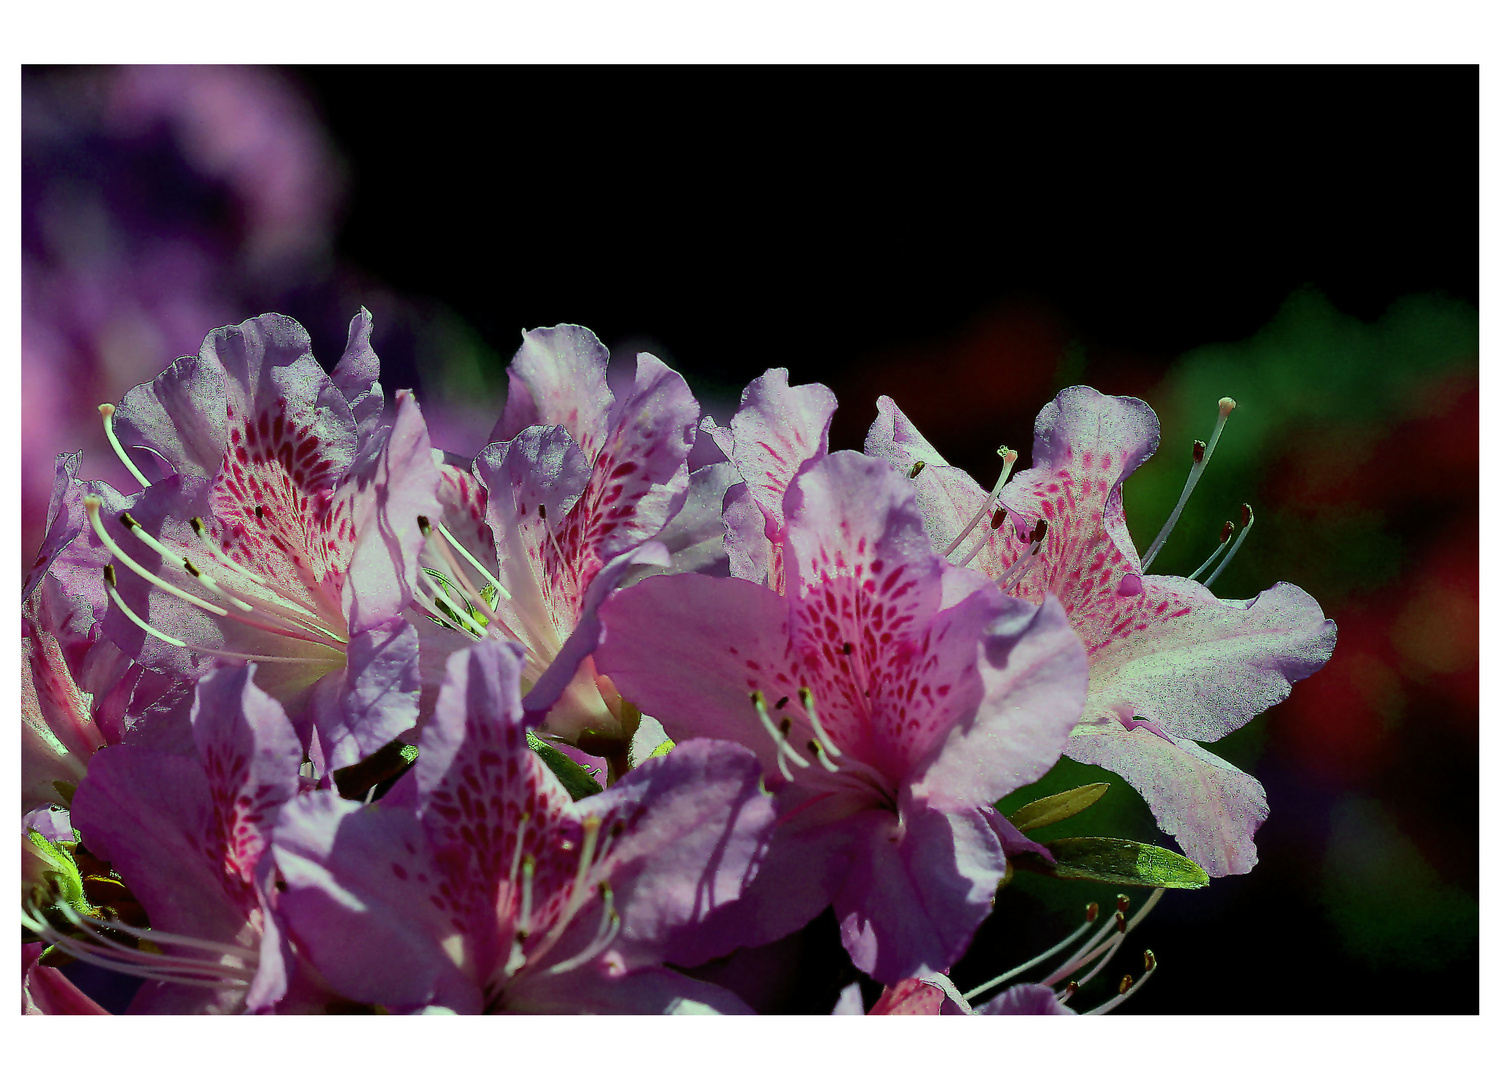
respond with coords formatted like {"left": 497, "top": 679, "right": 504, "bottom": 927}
{"left": 22, "top": 312, "right": 1335, "bottom": 1014}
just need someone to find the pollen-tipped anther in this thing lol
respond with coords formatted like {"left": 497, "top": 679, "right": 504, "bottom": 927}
{"left": 1086, "top": 901, "right": 1100, "bottom": 922}
{"left": 1204, "top": 503, "right": 1255, "bottom": 590}
{"left": 1143, "top": 949, "right": 1156, "bottom": 972}
{"left": 908, "top": 460, "right": 926, "bottom": 479}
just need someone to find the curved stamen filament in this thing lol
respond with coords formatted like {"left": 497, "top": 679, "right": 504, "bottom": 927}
{"left": 98, "top": 404, "right": 153, "bottom": 489}
{"left": 87, "top": 499, "right": 339, "bottom": 651}
{"left": 541, "top": 883, "right": 620, "bottom": 978}
{"left": 1203, "top": 504, "right": 1255, "bottom": 590}
{"left": 103, "top": 568, "right": 335, "bottom": 664}
{"left": 964, "top": 900, "right": 1100, "bottom": 1001}
{"left": 751, "top": 691, "right": 810, "bottom": 781}
{"left": 417, "top": 573, "right": 488, "bottom": 638}
{"left": 189, "top": 517, "right": 272, "bottom": 588}
{"left": 998, "top": 521, "right": 1048, "bottom": 591}
{"left": 24, "top": 901, "right": 255, "bottom": 988}
{"left": 797, "top": 687, "right": 843, "bottom": 759}
{"left": 1141, "top": 397, "right": 1237, "bottom": 571}
{"left": 1083, "top": 952, "right": 1157, "bottom": 1015}
{"left": 1187, "top": 520, "right": 1235, "bottom": 582}
{"left": 436, "top": 520, "right": 513, "bottom": 603}
{"left": 117, "top": 512, "right": 344, "bottom": 645}
{"left": 942, "top": 446, "right": 1018, "bottom": 558}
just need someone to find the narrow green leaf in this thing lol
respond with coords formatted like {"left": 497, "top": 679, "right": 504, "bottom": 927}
{"left": 1005, "top": 782, "right": 1110, "bottom": 833}
{"left": 527, "top": 732, "right": 604, "bottom": 800}
{"left": 1013, "top": 836, "right": 1209, "bottom": 889}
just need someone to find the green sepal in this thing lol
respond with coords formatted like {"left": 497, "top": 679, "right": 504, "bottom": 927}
{"left": 1004, "top": 783, "right": 1110, "bottom": 833}
{"left": 1012, "top": 836, "right": 1209, "bottom": 889}
{"left": 527, "top": 732, "right": 605, "bottom": 800}
{"left": 26, "top": 829, "right": 88, "bottom": 910}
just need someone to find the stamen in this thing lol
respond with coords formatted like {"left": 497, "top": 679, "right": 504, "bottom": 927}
{"left": 1203, "top": 503, "right": 1255, "bottom": 590}
{"left": 436, "top": 520, "right": 513, "bottom": 602}
{"left": 102, "top": 567, "right": 333, "bottom": 664}
{"left": 1140, "top": 397, "right": 1237, "bottom": 571}
{"left": 997, "top": 520, "right": 1048, "bottom": 590}
{"left": 942, "top": 446, "right": 1018, "bottom": 558}
{"left": 508, "top": 812, "right": 531, "bottom": 889}
{"left": 535, "top": 504, "right": 571, "bottom": 573}
{"left": 516, "top": 856, "right": 536, "bottom": 937}
{"left": 1187, "top": 520, "right": 1235, "bottom": 581}
{"left": 424, "top": 523, "right": 501, "bottom": 623}
{"left": 797, "top": 687, "right": 843, "bottom": 759}
{"left": 88, "top": 499, "right": 338, "bottom": 650}
{"left": 907, "top": 460, "right": 926, "bottom": 479}
{"left": 807, "top": 740, "right": 840, "bottom": 773}
{"left": 964, "top": 900, "right": 1101, "bottom": 1001}
{"left": 117, "top": 512, "right": 343, "bottom": 644}
{"left": 98, "top": 404, "right": 153, "bottom": 488}
{"left": 751, "top": 691, "right": 809, "bottom": 781}
{"left": 1082, "top": 952, "right": 1157, "bottom": 1015}
{"left": 541, "top": 883, "right": 621, "bottom": 977}
{"left": 24, "top": 901, "right": 255, "bottom": 988}
{"left": 417, "top": 571, "right": 488, "bottom": 638}
{"left": 188, "top": 517, "right": 273, "bottom": 588}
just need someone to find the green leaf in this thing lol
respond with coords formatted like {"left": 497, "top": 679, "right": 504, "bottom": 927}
{"left": 527, "top": 732, "right": 604, "bottom": 800}
{"left": 1005, "top": 783, "right": 1110, "bottom": 833}
{"left": 1013, "top": 836, "right": 1209, "bottom": 889}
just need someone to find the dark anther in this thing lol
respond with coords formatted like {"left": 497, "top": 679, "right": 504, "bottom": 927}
{"left": 991, "top": 506, "right": 1007, "bottom": 530}
{"left": 775, "top": 696, "right": 789, "bottom": 710}
{"left": 1241, "top": 502, "right": 1253, "bottom": 527}
{"left": 1118, "top": 974, "right": 1134, "bottom": 995}
{"left": 841, "top": 642, "right": 853, "bottom": 655}
{"left": 779, "top": 718, "right": 792, "bottom": 736}
{"left": 103, "top": 565, "right": 117, "bottom": 586}
{"left": 1114, "top": 911, "right": 1128, "bottom": 933}
{"left": 1143, "top": 949, "right": 1156, "bottom": 971}
{"left": 1031, "top": 519, "right": 1048, "bottom": 543}
{"left": 255, "top": 505, "right": 266, "bottom": 522}
{"left": 807, "top": 740, "right": 820, "bottom": 756}
{"left": 119, "top": 511, "right": 139, "bottom": 530}
{"left": 1086, "top": 901, "right": 1100, "bottom": 922}
{"left": 1219, "top": 521, "right": 1234, "bottom": 543}
{"left": 1192, "top": 439, "right": 1206, "bottom": 464}
{"left": 537, "top": 505, "right": 548, "bottom": 520}
{"left": 908, "top": 460, "right": 926, "bottom": 479}
{"left": 417, "top": 515, "right": 431, "bottom": 534}
{"left": 1065, "top": 980, "right": 1079, "bottom": 996}
{"left": 183, "top": 559, "right": 201, "bottom": 577}
{"left": 190, "top": 516, "right": 206, "bottom": 533}
{"left": 1116, "top": 894, "right": 1131, "bottom": 913}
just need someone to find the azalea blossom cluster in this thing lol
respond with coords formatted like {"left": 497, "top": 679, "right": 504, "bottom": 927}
{"left": 22, "top": 312, "right": 1336, "bottom": 1014}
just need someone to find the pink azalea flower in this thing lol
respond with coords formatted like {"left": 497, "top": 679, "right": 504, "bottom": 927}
{"left": 407, "top": 325, "right": 715, "bottom": 765}
{"left": 596, "top": 451, "right": 1089, "bottom": 984}
{"left": 41, "top": 663, "right": 303, "bottom": 1014}
{"left": 56, "top": 311, "right": 444, "bottom": 770}
{"left": 865, "top": 386, "right": 1337, "bottom": 876}
{"left": 269, "top": 636, "right": 775, "bottom": 1013}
